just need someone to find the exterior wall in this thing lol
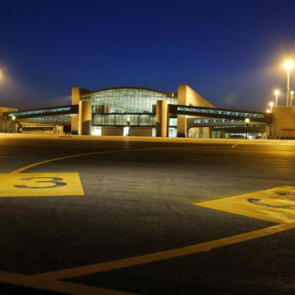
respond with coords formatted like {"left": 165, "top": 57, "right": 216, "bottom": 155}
{"left": 130, "top": 127, "right": 153, "bottom": 136}
{"left": 189, "top": 127, "right": 212, "bottom": 138}
{"left": 177, "top": 85, "right": 215, "bottom": 137}
{"left": 272, "top": 106, "right": 295, "bottom": 138}
{"left": 0, "top": 107, "right": 18, "bottom": 132}
{"left": 79, "top": 101, "right": 92, "bottom": 135}
{"left": 212, "top": 130, "right": 224, "bottom": 138}
{"left": 71, "top": 87, "right": 90, "bottom": 134}
{"left": 156, "top": 100, "right": 169, "bottom": 137}
{"left": 202, "top": 127, "right": 211, "bottom": 138}
{"left": 101, "top": 126, "right": 124, "bottom": 136}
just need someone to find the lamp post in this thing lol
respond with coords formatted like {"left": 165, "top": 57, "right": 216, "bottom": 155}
{"left": 126, "top": 117, "right": 130, "bottom": 136}
{"left": 274, "top": 90, "right": 279, "bottom": 106}
{"left": 285, "top": 60, "right": 294, "bottom": 106}
{"left": 11, "top": 116, "right": 16, "bottom": 133}
{"left": 245, "top": 118, "right": 250, "bottom": 139}
{"left": 290, "top": 90, "right": 294, "bottom": 106}
{"left": 269, "top": 102, "right": 274, "bottom": 112}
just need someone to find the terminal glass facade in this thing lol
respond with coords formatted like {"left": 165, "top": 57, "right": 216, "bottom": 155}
{"left": 82, "top": 88, "right": 177, "bottom": 126}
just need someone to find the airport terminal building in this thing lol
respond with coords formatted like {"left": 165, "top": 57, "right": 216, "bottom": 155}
{"left": 1, "top": 84, "right": 294, "bottom": 139}
{"left": 70, "top": 85, "right": 218, "bottom": 138}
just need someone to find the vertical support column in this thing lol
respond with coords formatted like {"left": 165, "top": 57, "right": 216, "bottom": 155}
{"left": 201, "top": 127, "right": 211, "bottom": 138}
{"left": 156, "top": 100, "right": 169, "bottom": 137}
{"left": 177, "top": 85, "right": 188, "bottom": 137}
{"left": 79, "top": 101, "right": 92, "bottom": 135}
{"left": 71, "top": 87, "right": 90, "bottom": 135}
{"left": 71, "top": 88, "right": 81, "bottom": 135}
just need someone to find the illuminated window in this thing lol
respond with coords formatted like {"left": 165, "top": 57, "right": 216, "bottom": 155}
{"left": 194, "top": 119, "right": 241, "bottom": 124}
{"left": 178, "top": 107, "right": 264, "bottom": 119}
{"left": 8, "top": 107, "right": 71, "bottom": 117}
{"left": 29, "top": 117, "right": 68, "bottom": 122}
{"left": 83, "top": 88, "right": 176, "bottom": 114}
{"left": 213, "top": 125, "right": 261, "bottom": 129}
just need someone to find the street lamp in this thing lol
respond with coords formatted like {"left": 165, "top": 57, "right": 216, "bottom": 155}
{"left": 269, "top": 102, "right": 274, "bottom": 112}
{"left": 290, "top": 90, "right": 294, "bottom": 106}
{"left": 245, "top": 118, "right": 250, "bottom": 139}
{"left": 126, "top": 117, "right": 130, "bottom": 126}
{"left": 285, "top": 60, "right": 294, "bottom": 106}
{"left": 11, "top": 116, "right": 16, "bottom": 133}
{"left": 126, "top": 117, "right": 130, "bottom": 136}
{"left": 274, "top": 90, "right": 279, "bottom": 106}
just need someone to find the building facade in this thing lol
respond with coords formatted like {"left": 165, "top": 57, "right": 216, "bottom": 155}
{"left": 71, "top": 85, "right": 215, "bottom": 138}
{"left": 1, "top": 85, "right": 277, "bottom": 139}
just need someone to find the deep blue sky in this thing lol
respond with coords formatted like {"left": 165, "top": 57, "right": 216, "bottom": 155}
{"left": 0, "top": 0, "right": 295, "bottom": 111}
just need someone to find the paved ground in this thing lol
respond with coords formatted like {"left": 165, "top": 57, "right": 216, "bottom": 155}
{"left": 1, "top": 134, "right": 295, "bottom": 294}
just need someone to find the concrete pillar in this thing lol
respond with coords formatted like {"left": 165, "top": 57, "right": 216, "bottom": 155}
{"left": 71, "top": 87, "right": 90, "bottom": 135}
{"left": 156, "top": 100, "right": 169, "bottom": 137}
{"left": 177, "top": 85, "right": 188, "bottom": 137}
{"left": 79, "top": 101, "right": 92, "bottom": 135}
{"left": 201, "top": 127, "right": 211, "bottom": 138}
{"left": 71, "top": 88, "right": 81, "bottom": 135}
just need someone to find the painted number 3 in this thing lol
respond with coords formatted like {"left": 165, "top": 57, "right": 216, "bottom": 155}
{"left": 14, "top": 177, "right": 67, "bottom": 189}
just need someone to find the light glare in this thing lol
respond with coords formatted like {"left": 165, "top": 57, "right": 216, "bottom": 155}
{"left": 285, "top": 60, "right": 294, "bottom": 70}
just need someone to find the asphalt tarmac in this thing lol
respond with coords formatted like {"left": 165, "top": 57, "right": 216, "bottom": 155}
{"left": 1, "top": 134, "right": 295, "bottom": 295}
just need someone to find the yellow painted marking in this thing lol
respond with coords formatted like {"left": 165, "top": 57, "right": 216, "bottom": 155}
{"left": 0, "top": 147, "right": 180, "bottom": 196}
{"left": 231, "top": 139, "right": 246, "bottom": 148}
{"left": 2, "top": 148, "right": 295, "bottom": 293}
{"left": 0, "top": 173, "right": 84, "bottom": 197}
{"left": 0, "top": 148, "right": 178, "bottom": 184}
{"left": 30, "top": 221, "right": 295, "bottom": 281}
{"left": 195, "top": 186, "right": 295, "bottom": 224}
{"left": 0, "top": 271, "right": 137, "bottom": 295}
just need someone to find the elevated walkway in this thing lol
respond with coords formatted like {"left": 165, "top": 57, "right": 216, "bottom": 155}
{"left": 169, "top": 104, "right": 272, "bottom": 124}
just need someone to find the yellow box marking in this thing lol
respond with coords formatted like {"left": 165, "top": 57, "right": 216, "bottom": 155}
{"left": 0, "top": 173, "right": 84, "bottom": 197}
{"left": 195, "top": 186, "right": 295, "bottom": 224}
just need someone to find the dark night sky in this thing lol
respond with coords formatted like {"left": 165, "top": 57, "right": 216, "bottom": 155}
{"left": 0, "top": 0, "right": 295, "bottom": 111}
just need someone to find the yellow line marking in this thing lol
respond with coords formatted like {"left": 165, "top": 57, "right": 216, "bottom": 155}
{"left": 0, "top": 148, "right": 173, "bottom": 196}
{"left": 0, "top": 173, "right": 84, "bottom": 197}
{"left": 30, "top": 221, "right": 295, "bottom": 282}
{"left": 231, "top": 139, "right": 247, "bottom": 148}
{"left": 195, "top": 186, "right": 295, "bottom": 224}
{"left": 0, "top": 147, "right": 179, "bottom": 182}
{"left": 3, "top": 147, "right": 294, "bottom": 294}
{"left": 0, "top": 272, "right": 137, "bottom": 295}
{"left": 0, "top": 271, "right": 12, "bottom": 277}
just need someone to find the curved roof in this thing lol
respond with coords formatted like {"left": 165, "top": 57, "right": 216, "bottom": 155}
{"left": 81, "top": 87, "right": 175, "bottom": 97}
